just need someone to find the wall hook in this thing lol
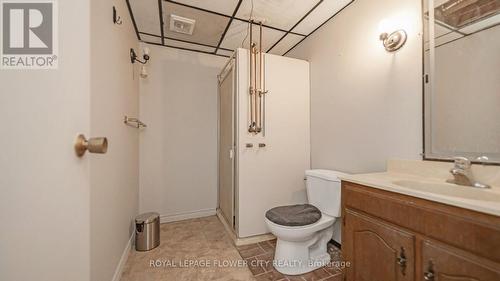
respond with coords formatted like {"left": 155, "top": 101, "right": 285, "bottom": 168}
{"left": 113, "top": 6, "right": 123, "bottom": 25}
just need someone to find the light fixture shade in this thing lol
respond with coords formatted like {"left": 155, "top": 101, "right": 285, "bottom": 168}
{"left": 380, "top": 30, "right": 407, "bottom": 52}
{"left": 140, "top": 65, "right": 148, "bottom": 78}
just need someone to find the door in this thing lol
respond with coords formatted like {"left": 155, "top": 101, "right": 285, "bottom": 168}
{"left": 343, "top": 209, "right": 415, "bottom": 281}
{"left": 422, "top": 240, "right": 500, "bottom": 281}
{"left": 218, "top": 62, "right": 235, "bottom": 228}
{"left": 0, "top": 1, "right": 91, "bottom": 279}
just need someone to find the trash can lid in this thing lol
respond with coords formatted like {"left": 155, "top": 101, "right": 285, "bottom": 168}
{"left": 135, "top": 212, "right": 160, "bottom": 224}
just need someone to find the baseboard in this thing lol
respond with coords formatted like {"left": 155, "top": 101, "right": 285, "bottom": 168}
{"left": 111, "top": 232, "right": 134, "bottom": 281}
{"left": 160, "top": 208, "right": 216, "bottom": 223}
{"left": 234, "top": 233, "right": 276, "bottom": 246}
{"left": 216, "top": 209, "right": 238, "bottom": 243}
{"left": 216, "top": 209, "right": 275, "bottom": 246}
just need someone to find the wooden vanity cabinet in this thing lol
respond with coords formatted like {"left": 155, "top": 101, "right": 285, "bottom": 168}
{"left": 341, "top": 181, "right": 500, "bottom": 281}
{"left": 343, "top": 209, "right": 415, "bottom": 281}
{"left": 421, "top": 240, "right": 500, "bottom": 281}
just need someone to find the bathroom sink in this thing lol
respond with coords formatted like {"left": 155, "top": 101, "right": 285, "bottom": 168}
{"left": 392, "top": 180, "right": 500, "bottom": 202}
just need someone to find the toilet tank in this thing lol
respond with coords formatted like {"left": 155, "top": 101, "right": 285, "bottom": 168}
{"left": 305, "top": 170, "right": 346, "bottom": 217}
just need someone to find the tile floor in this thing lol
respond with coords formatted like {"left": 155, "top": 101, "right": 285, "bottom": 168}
{"left": 236, "top": 240, "right": 344, "bottom": 281}
{"left": 120, "top": 216, "right": 255, "bottom": 281}
{"left": 120, "top": 216, "right": 344, "bottom": 281}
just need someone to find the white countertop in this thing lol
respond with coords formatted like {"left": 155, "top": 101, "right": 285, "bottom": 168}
{"left": 340, "top": 172, "right": 500, "bottom": 217}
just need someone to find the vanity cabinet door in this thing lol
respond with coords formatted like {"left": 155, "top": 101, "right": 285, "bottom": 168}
{"left": 422, "top": 240, "right": 500, "bottom": 281}
{"left": 344, "top": 209, "right": 415, "bottom": 281}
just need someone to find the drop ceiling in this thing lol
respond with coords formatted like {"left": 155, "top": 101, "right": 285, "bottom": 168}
{"left": 424, "top": 0, "right": 500, "bottom": 50}
{"left": 126, "top": 0, "right": 354, "bottom": 57}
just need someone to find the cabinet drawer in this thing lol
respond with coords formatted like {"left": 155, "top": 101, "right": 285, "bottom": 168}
{"left": 344, "top": 209, "right": 415, "bottom": 281}
{"left": 342, "top": 181, "right": 500, "bottom": 263}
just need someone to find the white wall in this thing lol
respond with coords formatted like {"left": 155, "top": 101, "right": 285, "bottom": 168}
{"left": 89, "top": 1, "right": 140, "bottom": 281}
{"left": 287, "top": 0, "right": 423, "bottom": 173}
{"left": 0, "top": 1, "right": 91, "bottom": 281}
{"left": 139, "top": 45, "right": 227, "bottom": 222}
{"left": 236, "top": 49, "right": 311, "bottom": 237}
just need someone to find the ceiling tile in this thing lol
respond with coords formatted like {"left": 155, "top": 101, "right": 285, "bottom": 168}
{"left": 220, "top": 19, "right": 285, "bottom": 51}
{"left": 164, "top": 38, "right": 216, "bottom": 53}
{"left": 163, "top": 1, "right": 229, "bottom": 46}
{"left": 459, "top": 14, "right": 500, "bottom": 34}
{"left": 236, "top": 0, "right": 318, "bottom": 32}
{"left": 293, "top": 0, "right": 351, "bottom": 35}
{"left": 130, "top": 0, "right": 161, "bottom": 36}
{"left": 423, "top": 0, "right": 450, "bottom": 13}
{"left": 424, "top": 20, "right": 455, "bottom": 43}
{"left": 173, "top": 0, "right": 239, "bottom": 16}
{"left": 267, "top": 34, "right": 304, "bottom": 55}
{"left": 216, "top": 49, "right": 234, "bottom": 57}
{"left": 424, "top": 31, "right": 463, "bottom": 51}
{"left": 140, "top": 34, "right": 163, "bottom": 44}
{"left": 435, "top": 23, "right": 452, "bottom": 37}
{"left": 435, "top": 32, "right": 463, "bottom": 46}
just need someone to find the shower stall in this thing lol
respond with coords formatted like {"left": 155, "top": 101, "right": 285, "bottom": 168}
{"left": 217, "top": 48, "right": 311, "bottom": 240}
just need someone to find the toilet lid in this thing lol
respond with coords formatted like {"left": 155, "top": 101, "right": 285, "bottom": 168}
{"left": 265, "top": 204, "right": 321, "bottom": 226}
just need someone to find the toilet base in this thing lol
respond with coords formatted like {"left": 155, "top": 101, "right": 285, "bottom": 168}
{"left": 272, "top": 225, "right": 334, "bottom": 275}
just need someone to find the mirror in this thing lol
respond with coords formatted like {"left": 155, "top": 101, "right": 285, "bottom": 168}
{"left": 423, "top": 0, "right": 500, "bottom": 164}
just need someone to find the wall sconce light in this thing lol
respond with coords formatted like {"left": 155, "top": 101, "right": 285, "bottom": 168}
{"left": 379, "top": 30, "right": 407, "bottom": 52}
{"left": 131, "top": 47, "right": 150, "bottom": 79}
{"left": 130, "top": 47, "right": 150, "bottom": 64}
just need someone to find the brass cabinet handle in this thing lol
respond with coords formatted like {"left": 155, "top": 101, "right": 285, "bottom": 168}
{"left": 396, "top": 247, "right": 407, "bottom": 276}
{"left": 75, "top": 134, "right": 108, "bottom": 157}
{"left": 424, "top": 261, "right": 435, "bottom": 281}
{"left": 424, "top": 271, "right": 434, "bottom": 281}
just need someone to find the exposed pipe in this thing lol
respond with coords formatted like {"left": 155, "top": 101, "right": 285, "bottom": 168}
{"left": 248, "top": 20, "right": 267, "bottom": 134}
{"left": 248, "top": 21, "right": 256, "bottom": 133}
{"left": 256, "top": 21, "right": 263, "bottom": 133}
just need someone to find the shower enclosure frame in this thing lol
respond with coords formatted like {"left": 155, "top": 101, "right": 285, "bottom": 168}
{"left": 217, "top": 52, "right": 239, "bottom": 233}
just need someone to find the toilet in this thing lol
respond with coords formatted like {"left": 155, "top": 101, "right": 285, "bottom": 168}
{"left": 265, "top": 169, "right": 345, "bottom": 275}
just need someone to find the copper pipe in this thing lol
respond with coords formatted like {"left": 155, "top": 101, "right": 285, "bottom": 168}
{"left": 256, "top": 22, "right": 264, "bottom": 133}
{"left": 248, "top": 21, "right": 255, "bottom": 132}
{"left": 249, "top": 46, "right": 255, "bottom": 132}
{"left": 252, "top": 45, "right": 258, "bottom": 132}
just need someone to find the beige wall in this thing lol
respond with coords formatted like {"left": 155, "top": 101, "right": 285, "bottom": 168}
{"left": 90, "top": 0, "right": 139, "bottom": 280}
{"left": 139, "top": 45, "right": 227, "bottom": 222}
{"left": 287, "top": 0, "right": 423, "bottom": 173}
{"left": 0, "top": 1, "right": 91, "bottom": 280}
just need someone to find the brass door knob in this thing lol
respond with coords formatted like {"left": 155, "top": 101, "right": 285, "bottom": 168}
{"left": 75, "top": 134, "right": 108, "bottom": 157}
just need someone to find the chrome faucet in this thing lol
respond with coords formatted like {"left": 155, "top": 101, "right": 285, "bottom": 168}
{"left": 447, "top": 157, "right": 490, "bottom": 189}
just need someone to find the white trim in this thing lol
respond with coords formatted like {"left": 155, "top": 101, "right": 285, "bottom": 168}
{"left": 159, "top": 208, "right": 216, "bottom": 223}
{"left": 217, "top": 208, "right": 237, "bottom": 241}
{"left": 111, "top": 232, "right": 134, "bottom": 281}
{"left": 216, "top": 209, "right": 275, "bottom": 246}
{"left": 234, "top": 233, "right": 276, "bottom": 246}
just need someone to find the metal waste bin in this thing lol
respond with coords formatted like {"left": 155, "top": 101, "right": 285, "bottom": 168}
{"left": 135, "top": 212, "right": 160, "bottom": 251}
